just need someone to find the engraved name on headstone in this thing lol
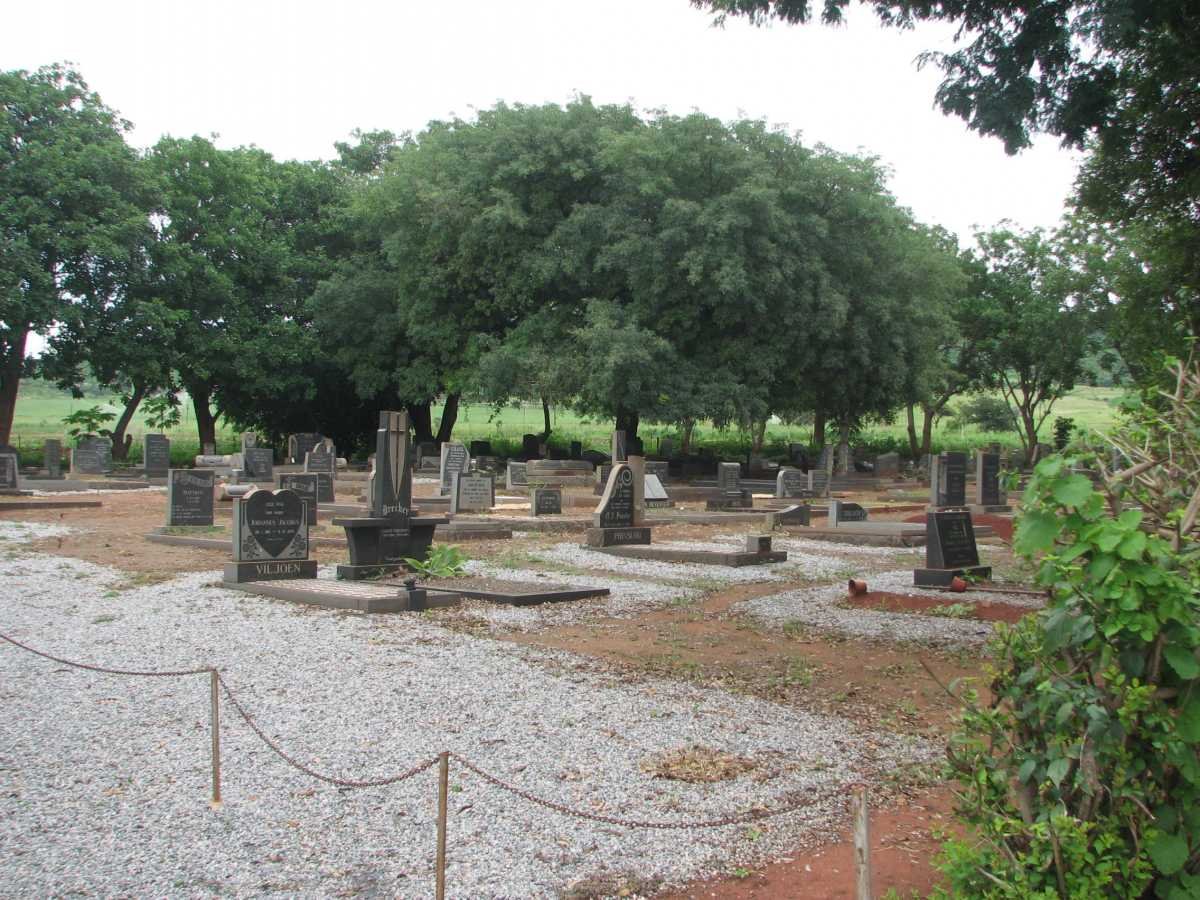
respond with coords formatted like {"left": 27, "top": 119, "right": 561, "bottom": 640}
{"left": 167, "top": 469, "right": 215, "bottom": 526}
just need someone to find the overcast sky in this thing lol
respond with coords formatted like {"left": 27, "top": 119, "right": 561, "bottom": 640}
{"left": 4, "top": 0, "right": 1080, "bottom": 245}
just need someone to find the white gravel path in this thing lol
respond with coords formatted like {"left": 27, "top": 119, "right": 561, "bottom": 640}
{"left": 0, "top": 544, "right": 933, "bottom": 898}
{"left": 533, "top": 543, "right": 791, "bottom": 586}
{"left": 737, "top": 569, "right": 1037, "bottom": 646}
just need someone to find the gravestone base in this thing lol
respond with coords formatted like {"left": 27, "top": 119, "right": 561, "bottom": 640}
{"left": 224, "top": 559, "right": 318, "bottom": 584}
{"left": 913, "top": 565, "right": 992, "bottom": 588}
{"left": 224, "top": 578, "right": 456, "bottom": 613}
{"left": 766, "top": 504, "right": 811, "bottom": 528}
{"left": 705, "top": 490, "right": 754, "bottom": 511}
{"left": 584, "top": 526, "right": 652, "bottom": 548}
{"left": 968, "top": 504, "right": 1013, "bottom": 515}
{"left": 332, "top": 515, "right": 446, "bottom": 581}
{"left": 336, "top": 562, "right": 408, "bottom": 581}
{"left": 644, "top": 498, "right": 674, "bottom": 509}
{"left": 596, "top": 544, "right": 787, "bottom": 567}
{"left": 0, "top": 489, "right": 33, "bottom": 497}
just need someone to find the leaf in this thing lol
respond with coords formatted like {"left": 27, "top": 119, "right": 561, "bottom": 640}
{"left": 1015, "top": 510, "right": 1061, "bottom": 555}
{"left": 1177, "top": 695, "right": 1200, "bottom": 742}
{"left": 1118, "top": 531, "right": 1147, "bottom": 560}
{"left": 1149, "top": 831, "right": 1189, "bottom": 875}
{"left": 1046, "top": 758, "right": 1070, "bottom": 787}
{"left": 1018, "top": 759, "right": 1037, "bottom": 783}
{"left": 1052, "top": 473, "right": 1094, "bottom": 508}
{"left": 1165, "top": 645, "right": 1200, "bottom": 680}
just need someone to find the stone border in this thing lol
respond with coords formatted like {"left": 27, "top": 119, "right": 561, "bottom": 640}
{"left": 425, "top": 583, "right": 610, "bottom": 606}
{"left": 0, "top": 500, "right": 102, "bottom": 510}
{"left": 589, "top": 544, "right": 788, "bottom": 568}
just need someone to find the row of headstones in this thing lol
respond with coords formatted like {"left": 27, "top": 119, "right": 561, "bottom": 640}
{"left": 930, "top": 450, "right": 1007, "bottom": 509}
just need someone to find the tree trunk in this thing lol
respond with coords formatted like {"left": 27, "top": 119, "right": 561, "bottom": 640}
{"left": 813, "top": 407, "right": 826, "bottom": 448}
{"left": 906, "top": 404, "right": 919, "bottom": 458}
{"left": 407, "top": 403, "right": 434, "bottom": 445}
{"left": 750, "top": 418, "right": 768, "bottom": 453}
{"left": 837, "top": 421, "right": 852, "bottom": 475}
{"left": 191, "top": 384, "right": 217, "bottom": 451}
{"left": 435, "top": 392, "right": 460, "bottom": 444}
{"left": 615, "top": 407, "right": 640, "bottom": 440}
{"left": 680, "top": 418, "right": 695, "bottom": 455}
{"left": 0, "top": 329, "right": 29, "bottom": 447}
{"left": 109, "top": 384, "right": 147, "bottom": 461}
{"left": 540, "top": 396, "right": 552, "bottom": 443}
{"left": 1021, "top": 404, "right": 1039, "bottom": 465}
{"left": 921, "top": 403, "right": 936, "bottom": 458}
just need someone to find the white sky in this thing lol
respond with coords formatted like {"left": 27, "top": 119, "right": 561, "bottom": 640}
{"left": 4, "top": 0, "right": 1080, "bottom": 245}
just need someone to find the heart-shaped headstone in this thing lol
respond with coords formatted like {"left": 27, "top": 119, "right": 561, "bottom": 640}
{"left": 243, "top": 489, "right": 304, "bottom": 558}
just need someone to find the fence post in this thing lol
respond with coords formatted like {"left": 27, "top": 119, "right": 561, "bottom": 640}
{"left": 853, "top": 784, "right": 871, "bottom": 900}
{"left": 436, "top": 751, "right": 449, "bottom": 900}
{"left": 210, "top": 669, "right": 222, "bottom": 809}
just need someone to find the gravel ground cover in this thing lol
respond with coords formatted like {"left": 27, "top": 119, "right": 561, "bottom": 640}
{"left": 737, "top": 569, "right": 1033, "bottom": 646}
{"left": 28, "top": 486, "right": 166, "bottom": 496}
{"left": 532, "top": 542, "right": 792, "bottom": 586}
{"left": 0, "top": 536, "right": 933, "bottom": 898}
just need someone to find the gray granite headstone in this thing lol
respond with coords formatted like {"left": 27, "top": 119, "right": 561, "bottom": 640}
{"left": 450, "top": 472, "right": 494, "bottom": 513}
{"left": 875, "top": 452, "right": 900, "bottom": 476}
{"left": 43, "top": 439, "right": 62, "bottom": 479}
{"left": 718, "top": 462, "right": 741, "bottom": 493}
{"left": 644, "top": 473, "right": 670, "bottom": 507}
{"left": 439, "top": 442, "right": 470, "bottom": 495}
{"left": 243, "top": 447, "right": 274, "bottom": 481}
{"left": 0, "top": 453, "right": 19, "bottom": 493}
{"left": 935, "top": 451, "right": 968, "bottom": 507}
{"left": 532, "top": 486, "right": 562, "bottom": 516}
{"left": 611, "top": 430, "right": 627, "bottom": 463}
{"left": 279, "top": 473, "right": 319, "bottom": 525}
{"left": 288, "top": 433, "right": 322, "bottom": 466}
{"left": 506, "top": 461, "right": 528, "bottom": 489}
{"left": 776, "top": 468, "right": 807, "bottom": 499}
{"left": 305, "top": 442, "right": 336, "bottom": 478}
{"left": 75, "top": 437, "right": 112, "bottom": 474}
{"left": 143, "top": 434, "right": 171, "bottom": 478}
{"left": 167, "top": 470, "right": 215, "bottom": 526}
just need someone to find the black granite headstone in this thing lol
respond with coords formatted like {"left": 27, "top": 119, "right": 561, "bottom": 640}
{"left": 976, "top": 452, "right": 1001, "bottom": 506}
{"left": 167, "top": 470, "right": 215, "bottom": 526}
{"left": 926, "top": 510, "right": 980, "bottom": 569}
{"left": 234, "top": 489, "right": 306, "bottom": 560}
{"left": 596, "top": 465, "right": 635, "bottom": 528}
{"left": 288, "top": 433, "right": 322, "bottom": 466}
{"left": 521, "top": 434, "right": 541, "bottom": 459}
{"left": 243, "top": 447, "right": 274, "bottom": 481}
{"left": 143, "top": 434, "right": 171, "bottom": 478}
{"left": 305, "top": 443, "right": 336, "bottom": 477}
{"left": 532, "top": 486, "right": 563, "bottom": 516}
{"left": 569, "top": 441, "right": 582, "bottom": 460}
{"left": 469, "top": 440, "right": 492, "bottom": 456}
{"left": 936, "top": 451, "right": 968, "bottom": 507}
{"left": 279, "top": 473, "right": 319, "bottom": 525}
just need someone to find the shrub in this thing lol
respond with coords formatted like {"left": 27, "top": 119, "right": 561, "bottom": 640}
{"left": 955, "top": 395, "right": 1017, "bottom": 433}
{"left": 935, "top": 354, "right": 1200, "bottom": 898}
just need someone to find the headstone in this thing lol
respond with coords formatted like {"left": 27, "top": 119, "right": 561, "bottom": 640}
{"left": 644, "top": 474, "right": 670, "bottom": 508}
{"left": 225, "top": 488, "right": 316, "bottom": 583}
{"left": 658, "top": 437, "right": 675, "bottom": 457}
{"left": 828, "top": 500, "right": 868, "bottom": 527}
{"left": 371, "top": 411, "right": 412, "bottom": 522}
{"left": 611, "top": 430, "right": 627, "bottom": 463}
{"left": 439, "top": 442, "right": 470, "bottom": 495}
{"left": 202, "top": 441, "right": 216, "bottom": 456}
{"left": 279, "top": 473, "right": 319, "bottom": 525}
{"left": 43, "top": 439, "right": 63, "bottom": 479}
{"left": 586, "top": 463, "right": 651, "bottom": 547}
{"left": 974, "top": 451, "right": 1002, "bottom": 507}
{"left": 875, "top": 452, "right": 900, "bottom": 477}
{"left": 240, "top": 432, "right": 257, "bottom": 455}
{"left": 243, "top": 447, "right": 274, "bottom": 482}
{"left": 521, "top": 433, "right": 541, "bottom": 459}
{"left": 77, "top": 436, "right": 113, "bottom": 473}
{"left": 628, "top": 455, "right": 646, "bottom": 525}
{"left": 305, "top": 442, "right": 336, "bottom": 478}
{"left": 313, "top": 472, "right": 334, "bottom": 503}
{"left": 776, "top": 468, "right": 808, "bottom": 499}
{"left": 644, "top": 460, "right": 669, "bottom": 482}
{"left": 745, "top": 534, "right": 772, "bottom": 554}
{"left": 569, "top": 440, "right": 583, "bottom": 460}
{"left": 767, "top": 504, "right": 811, "bottom": 528}
{"left": 506, "top": 461, "right": 528, "bottom": 490}
{"left": 933, "top": 451, "right": 968, "bottom": 507}
{"left": 914, "top": 510, "right": 991, "bottom": 587}
{"left": 0, "top": 453, "right": 20, "bottom": 493}
{"left": 717, "top": 462, "right": 741, "bottom": 494}
{"left": 594, "top": 463, "right": 612, "bottom": 494}
{"left": 166, "top": 470, "right": 215, "bottom": 526}
{"left": 142, "top": 434, "right": 171, "bottom": 478}
{"left": 469, "top": 440, "right": 493, "bottom": 457}
{"left": 788, "top": 442, "right": 807, "bottom": 465}
{"left": 531, "top": 486, "right": 563, "bottom": 516}
{"left": 70, "top": 447, "right": 106, "bottom": 476}
{"left": 287, "top": 433, "right": 322, "bottom": 466}
{"left": 450, "top": 471, "right": 494, "bottom": 513}
{"left": 808, "top": 468, "right": 830, "bottom": 498}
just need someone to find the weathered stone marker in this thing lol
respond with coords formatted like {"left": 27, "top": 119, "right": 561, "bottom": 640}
{"left": 776, "top": 468, "right": 808, "bottom": 499}
{"left": 531, "top": 486, "right": 563, "bottom": 516}
{"left": 43, "top": 439, "right": 62, "bottom": 479}
{"left": 288, "top": 433, "right": 322, "bottom": 466}
{"left": 913, "top": 510, "right": 991, "bottom": 587}
{"left": 279, "top": 472, "right": 319, "bottom": 526}
{"left": 243, "top": 447, "right": 274, "bottom": 482}
{"left": 143, "top": 434, "right": 171, "bottom": 478}
{"left": 828, "top": 500, "right": 868, "bottom": 527}
{"left": 224, "top": 488, "right": 317, "bottom": 583}
{"left": 586, "top": 463, "right": 651, "bottom": 547}
{"left": 931, "top": 451, "right": 968, "bottom": 508}
{"left": 439, "top": 442, "right": 470, "bottom": 495}
{"left": 167, "top": 469, "right": 215, "bottom": 527}
{"left": 450, "top": 471, "right": 494, "bottom": 513}
{"left": 767, "top": 504, "right": 811, "bottom": 528}
{"left": 506, "top": 461, "right": 528, "bottom": 490}
{"left": 0, "top": 453, "right": 21, "bottom": 494}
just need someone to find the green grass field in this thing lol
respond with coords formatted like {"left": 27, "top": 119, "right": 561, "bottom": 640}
{"left": 7, "top": 378, "right": 1126, "bottom": 463}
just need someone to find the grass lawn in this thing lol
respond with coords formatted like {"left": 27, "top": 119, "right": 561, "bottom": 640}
{"left": 8, "top": 378, "right": 1126, "bottom": 463}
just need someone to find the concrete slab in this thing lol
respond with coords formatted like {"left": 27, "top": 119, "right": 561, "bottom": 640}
{"left": 592, "top": 544, "right": 787, "bottom": 567}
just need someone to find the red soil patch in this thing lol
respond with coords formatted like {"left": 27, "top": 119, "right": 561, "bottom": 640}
{"left": 847, "top": 590, "right": 1029, "bottom": 624}
{"left": 903, "top": 511, "right": 1014, "bottom": 541}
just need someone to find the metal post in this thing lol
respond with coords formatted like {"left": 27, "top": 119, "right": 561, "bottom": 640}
{"left": 210, "top": 669, "right": 222, "bottom": 809}
{"left": 436, "top": 751, "right": 449, "bottom": 900}
{"left": 853, "top": 784, "right": 871, "bottom": 900}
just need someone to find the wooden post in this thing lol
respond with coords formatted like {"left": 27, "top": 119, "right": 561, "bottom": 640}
{"left": 853, "top": 784, "right": 871, "bottom": 900}
{"left": 209, "top": 669, "right": 222, "bottom": 809}
{"left": 436, "top": 751, "right": 449, "bottom": 900}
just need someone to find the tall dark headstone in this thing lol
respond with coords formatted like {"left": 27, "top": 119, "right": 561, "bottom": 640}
{"left": 974, "top": 451, "right": 1004, "bottom": 507}
{"left": 611, "top": 430, "right": 627, "bottom": 463}
{"left": 914, "top": 510, "right": 992, "bottom": 587}
{"left": 243, "top": 447, "right": 274, "bottom": 481}
{"left": 305, "top": 442, "right": 336, "bottom": 478}
{"left": 569, "top": 440, "right": 583, "bottom": 460}
{"left": 439, "top": 442, "right": 470, "bottom": 495}
{"left": 143, "top": 434, "right": 171, "bottom": 478}
{"left": 43, "top": 439, "right": 62, "bottom": 479}
{"left": 0, "top": 453, "right": 20, "bottom": 494}
{"left": 288, "top": 433, "right": 322, "bottom": 466}
{"left": 934, "top": 451, "right": 968, "bottom": 507}
{"left": 279, "top": 472, "right": 319, "bottom": 525}
{"left": 586, "top": 463, "right": 650, "bottom": 547}
{"left": 521, "top": 433, "right": 541, "bottom": 460}
{"left": 224, "top": 488, "right": 317, "bottom": 583}
{"left": 166, "top": 470, "right": 215, "bottom": 526}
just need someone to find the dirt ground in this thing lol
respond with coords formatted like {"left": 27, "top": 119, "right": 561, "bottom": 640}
{"left": 0, "top": 486, "right": 1022, "bottom": 898}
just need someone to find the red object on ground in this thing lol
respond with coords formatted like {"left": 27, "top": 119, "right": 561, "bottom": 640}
{"left": 848, "top": 578, "right": 868, "bottom": 596}
{"left": 949, "top": 576, "right": 968, "bottom": 592}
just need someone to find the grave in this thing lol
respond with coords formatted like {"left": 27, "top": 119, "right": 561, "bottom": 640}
{"left": 585, "top": 462, "right": 651, "bottom": 547}
{"left": 611, "top": 430, "right": 627, "bottom": 463}
{"left": 279, "top": 473, "right": 319, "bottom": 525}
{"left": 225, "top": 577, "right": 457, "bottom": 613}
{"left": 469, "top": 440, "right": 493, "bottom": 456}
{"left": 506, "top": 461, "right": 529, "bottom": 490}
{"left": 766, "top": 504, "right": 811, "bottom": 528}
{"left": 243, "top": 447, "right": 275, "bottom": 482}
{"left": 644, "top": 474, "right": 672, "bottom": 508}
{"left": 828, "top": 500, "right": 868, "bottom": 527}
{"left": 600, "top": 533, "right": 787, "bottom": 567}
{"left": 707, "top": 461, "right": 754, "bottom": 510}
{"left": 287, "top": 432, "right": 322, "bottom": 466}
{"left": 423, "top": 578, "right": 609, "bottom": 605}
{"left": 914, "top": 510, "right": 992, "bottom": 587}
{"left": 143, "top": 434, "right": 171, "bottom": 478}
{"left": 167, "top": 470, "right": 216, "bottom": 526}
{"left": 775, "top": 468, "right": 809, "bottom": 499}
{"left": 875, "top": 452, "right": 900, "bottom": 477}
{"left": 450, "top": 471, "right": 495, "bottom": 513}
{"left": 525, "top": 459, "right": 593, "bottom": 487}
{"left": 0, "top": 453, "right": 25, "bottom": 495}
{"left": 531, "top": 487, "right": 562, "bottom": 516}
{"left": 593, "top": 463, "right": 612, "bottom": 496}
{"left": 644, "top": 460, "right": 669, "bottom": 482}
{"left": 521, "top": 434, "right": 541, "bottom": 459}
{"left": 439, "top": 442, "right": 470, "bottom": 495}
{"left": 43, "top": 439, "right": 63, "bottom": 479}
{"left": 333, "top": 410, "right": 448, "bottom": 580}
{"left": 569, "top": 440, "right": 583, "bottom": 459}
{"left": 305, "top": 442, "right": 337, "bottom": 479}
{"left": 931, "top": 451, "right": 967, "bottom": 508}
{"left": 971, "top": 450, "right": 1012, "bottom": 513}
{"left": 313, "top": 471, "right": 335, "bottom": 503}
{"left": 70, "top": 440, "right": 109, "bottom": 476}
{"left": 223, "top": 488, "right": 318, "bottom": 583}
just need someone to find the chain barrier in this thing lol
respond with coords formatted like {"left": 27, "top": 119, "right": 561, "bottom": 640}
{"left": 1, "top": 627, "right": 846, "bottom": 826}
{"left": 216, "top": 672, "right": 441, "bottom": 789}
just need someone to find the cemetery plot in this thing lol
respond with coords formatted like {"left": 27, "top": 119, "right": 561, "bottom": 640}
{"left": 422, "top": 575, "right": 610, "bottom": 605}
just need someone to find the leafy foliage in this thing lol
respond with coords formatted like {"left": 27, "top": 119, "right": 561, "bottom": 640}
{"left": 404, "top": 544, "right": 468, "bottom": 579}
{"left": 61, "top": 406, "right": 115, "bottom": 440}
{"left": 956, "top": 395, "right": 1017, "bottom": 433}
{"left": 937, "top": 354, "right": 1200, "bottom": 897}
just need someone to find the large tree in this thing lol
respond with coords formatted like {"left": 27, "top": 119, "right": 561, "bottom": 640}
{"left": 0, "top": 64, "right": 150, "bottom": 445}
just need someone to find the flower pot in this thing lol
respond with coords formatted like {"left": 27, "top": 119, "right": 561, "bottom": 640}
{"left": 848, "top": 578, "right": 868, "bottom": 596}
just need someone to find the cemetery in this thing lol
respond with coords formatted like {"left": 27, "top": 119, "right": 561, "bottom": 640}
{"left": 2, "top": 3, "right": 1197, "bottom": 897}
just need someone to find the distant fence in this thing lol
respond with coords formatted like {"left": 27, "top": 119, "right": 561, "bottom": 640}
{"left": 0, "top": 628, "right": 872, "bottom": 899}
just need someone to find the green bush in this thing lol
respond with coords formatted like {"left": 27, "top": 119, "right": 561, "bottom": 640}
{"left": 935, "top": 357, "right": 1200, "bottom": 898}
{"left": 955, "top": 395, "right": 1017, "bottom": 433}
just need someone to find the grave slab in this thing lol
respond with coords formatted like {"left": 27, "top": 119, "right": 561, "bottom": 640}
{"left": 223, "top": 577, "right": 456, "bottom": 613}
{"left": 423, "top": 578, "right": 609, "bottom": 605}
{"left": 592, "top": 543, "right": 787, "bottom": 567}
